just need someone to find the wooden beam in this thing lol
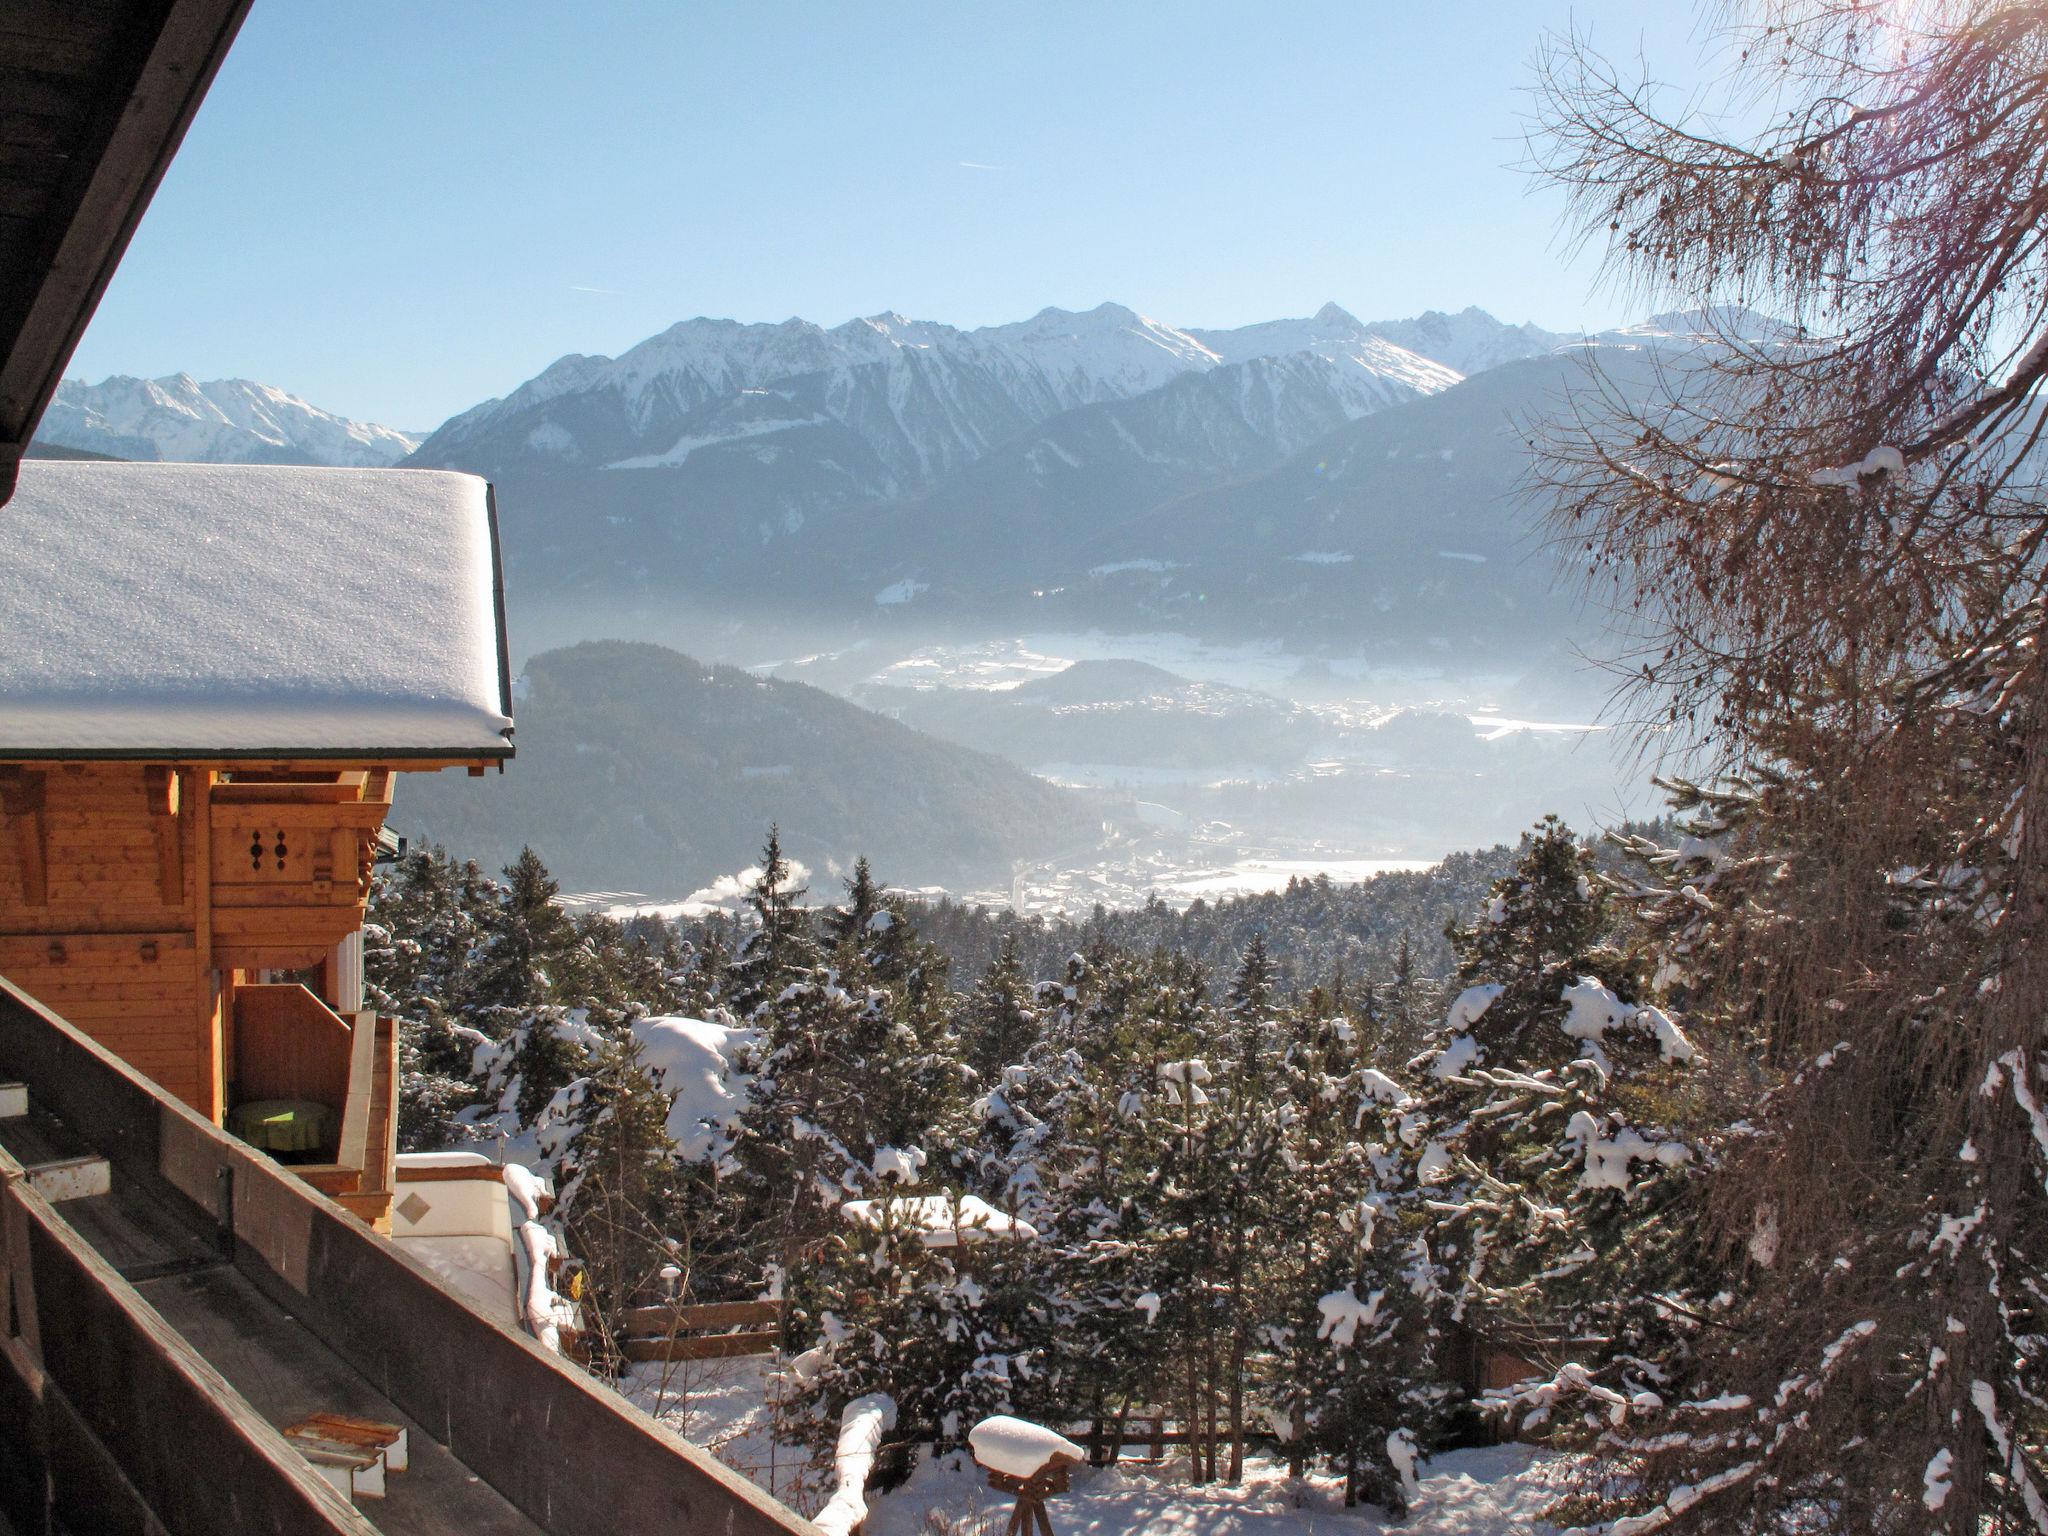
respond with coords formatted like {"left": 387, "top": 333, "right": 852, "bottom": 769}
{"left": 0, "top": 768, "right": 47, "bottom": 905}
{"left": 0, "top": 0, "right": 254, "bottom": 500}
{"left": 144, "top": 766, "right": 183, "bottom": 905}
{"left": 621, "top": 1331, "right": 783, "bottom": 1363}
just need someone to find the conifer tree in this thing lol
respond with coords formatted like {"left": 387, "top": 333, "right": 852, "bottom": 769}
{"left": 958, "top": 934, "right": 1041, "bottom": 1085}
{"left": 1402, "top": 818, "right": 1696, "bottom": 1423}
{"left": 677, "top": 918, "right": 731, "bottom": 1016}
{"left": 470, "top": 847, "right": 582, "bottom": 1030}
{"left": 555, "top": 1027, "right": 686, "bottom": 1370}
{"left": 723, "top": 827, "right": 819, "bottom": 1019}
{"left": 820, "top": 857, "right": 883, "bottom": 952}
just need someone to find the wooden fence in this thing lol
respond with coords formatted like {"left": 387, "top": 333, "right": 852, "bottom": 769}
{"left": 621, "top": 1299, "right": 784, "bottom": 1362}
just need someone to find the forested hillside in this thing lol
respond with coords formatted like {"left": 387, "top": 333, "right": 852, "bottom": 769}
{"left": 369, "top": 816, "right": 1698, "bottom": 1516}
{"left": 903, "top": 842, "right": 1520, "bottom": 989}
{"left": 390, "top": 641, "right": 1099, "bottom": 893}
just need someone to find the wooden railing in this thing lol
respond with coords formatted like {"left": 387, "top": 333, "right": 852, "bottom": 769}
{"left": 231, "top": 983, "right": 377, "bottom": 1192}
{"left": 0, "top": 975, "right": 819, "bottom": 1536}
{"left": 621, "top": 1299, "right": 784, "bottom": 1362}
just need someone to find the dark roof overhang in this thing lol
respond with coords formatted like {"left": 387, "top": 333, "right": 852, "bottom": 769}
{"left": 0, "top": 0, "right": 253, "bottom": 505}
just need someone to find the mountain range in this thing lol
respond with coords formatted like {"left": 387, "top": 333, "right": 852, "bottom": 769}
{"left": 36, "top": 301, "right": 1758, "bottom": 652}
{"left": 35, "top": 374, "right": 418, "bottom": 466}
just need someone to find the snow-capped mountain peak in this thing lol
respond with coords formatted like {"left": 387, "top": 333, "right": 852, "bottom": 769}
{"left": 35, "top": 375, "right": 418, "bottom": 467}
{"left": 407, "top": 300, "right": 1501, "bottom": 493}
{"left": 1362, "top": 306, "right": 1573, "bottom": 377}
{"left": 970, "top": 303, "right": 1222, "bottom": 390}
{"left": 1189, "top": 308, "right": 1462, "bottom": 397}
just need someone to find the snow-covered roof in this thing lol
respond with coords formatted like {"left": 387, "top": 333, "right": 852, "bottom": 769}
{"left": 0, "top": 462, "right": 513, "bottom": 757}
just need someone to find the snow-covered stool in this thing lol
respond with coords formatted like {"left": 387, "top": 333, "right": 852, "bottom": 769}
{"left": 969, "top": 1416, "right": 1085, "bottom": 1536}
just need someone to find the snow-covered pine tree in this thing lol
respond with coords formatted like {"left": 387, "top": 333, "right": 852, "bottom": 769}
{"left": 552, "top": 1026, "right": 687, "bottom": 1372}
{"left": 469, "top": 847, "right": 585, "bottom": 1033}
{"left": 722, "top": 828, "right": 820, "bottom": 1020}
{"left": 822, "top": 859, "right": 965, "bottom": 1160}
{"left": 676, "top": 916, "right": 732, "bottom": 1017}
{"left": 806, "top": 1185, "right": 1050, "bottom": 1456}
{"left": 1381, "top": 931, "right": 1439, "bottom": 1066}
{"left": 1318, "top": 1053, "right": 1442, "bottom": 1512}
{"left": 958, "top": 933, "right": 1041, "bottom": 1086}
{"left": 819, "top": 857, "right": 883, "bottom": 952}
{"left": 367, "top": 845, "right": 497, "bottom": 1149}
{"left": 973, "top": 944, "right": 1181, "bottom": 1470}
{"left": 1402, "top": 817, "right": 1698, "bottom": 1431}
{"left": 1204, "top": 937, "right": 1297, "bottom": 1483}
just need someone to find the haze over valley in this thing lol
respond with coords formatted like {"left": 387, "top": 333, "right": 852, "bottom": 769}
{"left": 35, "top": 298, "right": 1690, "bottom": 906}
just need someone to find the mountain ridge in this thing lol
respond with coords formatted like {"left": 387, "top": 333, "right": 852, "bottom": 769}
{"left": 389, "top": 640, "right": 1101, "bottom": 895}
{"left": 36, "top": 374, "right": 418, "bottom": 467}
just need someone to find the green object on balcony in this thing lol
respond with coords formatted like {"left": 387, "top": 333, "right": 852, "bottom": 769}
{"left": 229, "top": 1098, "right": 332, "bottom": 1154}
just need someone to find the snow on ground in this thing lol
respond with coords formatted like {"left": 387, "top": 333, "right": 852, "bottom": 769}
{"left": 628, "top": 1354, "right": 837, "bottom": 1520}
{"left": 864, "top": 1444, "right": 1568, "bottom": 1536}
{"left": 629, "top": 1352, "right": 1570, "bottom": 1535}
{"left": 1036, "top": 761, "right": 1291, "bottom": 789}
{"left": 1467, "top": 715, "right": 1606, "bottom": 743}
{"left": 1159, "top": 858, "right": 1438, "bottom": 900}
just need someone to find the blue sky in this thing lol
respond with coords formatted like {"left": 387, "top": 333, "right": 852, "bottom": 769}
{"left": 69, "top": 2, "right": 1709, "bottom": 429}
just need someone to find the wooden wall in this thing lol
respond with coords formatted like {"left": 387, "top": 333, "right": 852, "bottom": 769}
{"left": 0, "top": 763, "right": 210, "bottom": 1111}
{"left": 0, "top": 760, "right": 405, "bottom": 1124}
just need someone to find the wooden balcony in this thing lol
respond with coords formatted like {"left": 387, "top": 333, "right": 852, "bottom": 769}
{"left": 210, "top": 771, "right": 393, "bottom": 973}
{"left": 230, "top": 983, "right": 397, "bottom": 1229}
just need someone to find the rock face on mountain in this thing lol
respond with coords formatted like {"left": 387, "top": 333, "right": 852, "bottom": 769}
{"left": 389, "top": 641, "right": 1100, "bottom": 896}
{"left": 36, "top": 375, "right": 417, "bottom": 466}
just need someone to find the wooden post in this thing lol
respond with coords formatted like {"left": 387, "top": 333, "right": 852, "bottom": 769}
{"left": 192, "top": 769, "right": 222, "bottom": 1120}
{"left": 986, "top": 1455, "right": 1075, "bottom": 1536}
{"left": 0, "top": 769, "right": 47, "bottom": 906}
{"left": 145, "top": 766, "right": 183, "bottom": 905}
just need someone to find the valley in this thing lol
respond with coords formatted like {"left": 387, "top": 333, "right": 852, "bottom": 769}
{"left": 51, "top": 298, "right": 1692, "bottom": 913}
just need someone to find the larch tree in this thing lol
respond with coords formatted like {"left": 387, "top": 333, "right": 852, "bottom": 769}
{"left": 1532, "top": 3, "right": 2048, "bottom": 1527}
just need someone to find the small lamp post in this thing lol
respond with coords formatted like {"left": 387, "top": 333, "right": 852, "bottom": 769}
{"left": 658, "top": 1263, "right": 681, "bottom": 1302}
{"left": 968, "top": 1417, "right": 1085, "bottom": 1536}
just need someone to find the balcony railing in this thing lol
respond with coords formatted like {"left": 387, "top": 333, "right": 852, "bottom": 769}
{"left": 230, "top": 982, "right": 396, "bottom": 1226}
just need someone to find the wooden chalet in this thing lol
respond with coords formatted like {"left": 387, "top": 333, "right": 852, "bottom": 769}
{"left": 0, "top": 459, "right": 514, "bottom": 1226}
{"left": 0, "top": 10, "right": 815, "bottom": 1536}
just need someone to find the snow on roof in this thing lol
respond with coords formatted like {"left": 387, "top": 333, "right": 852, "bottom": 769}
{"left": 0, "top": 462, "right": 512, "bottom": 756}
{"left": 839, "top": 1192, "right": 1039, "bottom": 1246}
{"left": 395, "top": 1151, "right": 496, "bottom": 1169}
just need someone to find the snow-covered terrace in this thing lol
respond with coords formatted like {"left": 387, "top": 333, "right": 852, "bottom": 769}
{"left": 0, "top": 462, "right": 513, "bottom": 759}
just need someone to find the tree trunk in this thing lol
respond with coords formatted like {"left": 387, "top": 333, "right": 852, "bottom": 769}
{"left": 1227, "top": 1327, "right": 1245, "bottom": 1484}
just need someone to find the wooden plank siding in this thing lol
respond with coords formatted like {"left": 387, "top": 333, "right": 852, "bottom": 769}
{"left": 0, "top": 761, "right": 397, "bottom": 1124}
{"left": 0, "top": 931, "right": 203, "bottom": 1106}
